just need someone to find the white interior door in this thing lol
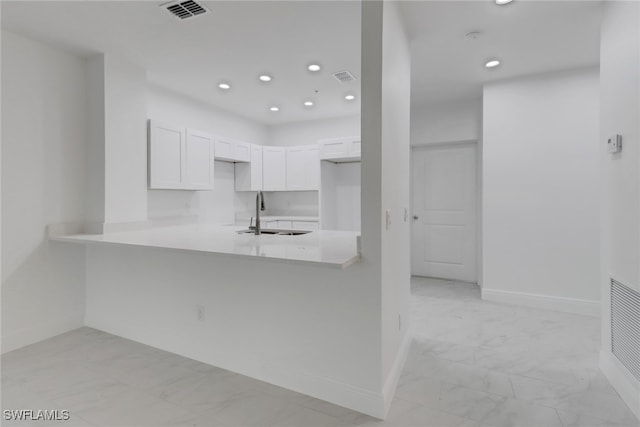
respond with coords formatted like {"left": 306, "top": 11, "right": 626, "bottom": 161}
{"left": 411, "top": 143, "right": 477, "bottom": 282}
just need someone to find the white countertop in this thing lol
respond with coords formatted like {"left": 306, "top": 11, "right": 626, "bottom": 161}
{"left": 51, "top": 224, "right": 360, "bottom": 269}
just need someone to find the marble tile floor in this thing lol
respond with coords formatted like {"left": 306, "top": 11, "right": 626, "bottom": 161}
{"left": 2, "top": 277, "right": 638, "bottom": 427}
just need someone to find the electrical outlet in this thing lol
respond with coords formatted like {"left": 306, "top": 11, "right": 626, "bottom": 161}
{"left": 197, "top": 305, "right": 205, "bottom": 322}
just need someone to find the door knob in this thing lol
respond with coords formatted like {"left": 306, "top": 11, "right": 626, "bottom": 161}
{"left": 413, "top": 215, "right": 419, "bottom": 220}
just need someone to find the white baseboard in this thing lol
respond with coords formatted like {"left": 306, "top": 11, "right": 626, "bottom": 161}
{"left": 382, "top": 330, "right": 412, "bottom": 417}
{"left": 600, "top": 350, "right": 640, "bottom": 422}
{"left": 481, "top": 288, "right": 600, "bottom": 317}
{"left": 1, "top": 314, "right": 84, "bottom": 354}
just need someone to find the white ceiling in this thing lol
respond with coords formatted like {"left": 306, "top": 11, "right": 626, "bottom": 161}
{"left": 2, "top": 1, "right": 603, "bottom": 121}
{"left": 1, "top": 1, "right": 362, "bottom": 126}
{"left": 400, "top": 0, "right": 602, "bottom": 107}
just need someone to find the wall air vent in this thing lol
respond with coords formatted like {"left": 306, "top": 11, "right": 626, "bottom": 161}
{"left": 162, "top": 0, "right": 209, "bottom": 20}
{"left": 611, "top": 278, "right": 640, "bottom": 382}
{"left": 332, "top": 70, "right": 357, "bottom": 83}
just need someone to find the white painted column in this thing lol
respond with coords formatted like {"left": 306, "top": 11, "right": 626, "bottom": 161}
{"left": 86, "top": 53, "right": 148, "bottom": 232}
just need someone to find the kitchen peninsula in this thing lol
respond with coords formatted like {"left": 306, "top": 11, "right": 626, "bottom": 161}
{"left": 52, "top": 224, "right": 360, "bottom": 268}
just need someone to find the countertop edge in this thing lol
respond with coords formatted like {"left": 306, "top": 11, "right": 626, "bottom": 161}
{"left": 50, "top": 234, "right": 360, "bottom": 270}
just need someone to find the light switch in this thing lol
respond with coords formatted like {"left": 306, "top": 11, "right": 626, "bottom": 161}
{"left": 608, "top": 134, "right": 622, "bottom": 153}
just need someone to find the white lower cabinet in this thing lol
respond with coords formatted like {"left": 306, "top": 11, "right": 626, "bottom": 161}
{"left": 148, "top": 120, "right": 214, "bottom": 190}
{"left": 276, "top": 220, "right": 293, "bottom": 230}
{"left": 264, "top": 220, "right": 278, "bottom": 229}
{"left": 261, "top": 220, "right": 318, "bottom": 231}
{"left": 292, "top": 221, "right": 319, "bottom": 231}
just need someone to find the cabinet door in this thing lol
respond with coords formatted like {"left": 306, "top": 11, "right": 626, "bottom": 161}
{"left": 250, "top": 145, "right": 263, "bottom": 190}
{"left": 319, "top": 139, "right": 348, "bottom": 160}
{"left": 149, "top": 120, "right": 185, "bottom": 189}
{"left": 305, "top": 145, "right": 320, "bottom": 190}
{"left": 234, "top": 142, "right": 251, "bottom": 162}
{"left": 214, "top": 138, "right": 235, "bottom": 161}
{"left": 292, "top": 221, "right": 319, "bottom": 231}
{"left": 184, "top": 129, "right": 214, "bottom": 190}
{"left": 347, "top": 138, "right": 361, "bottom": 158}
{"left": 277, "top": 220, "right": 293, "bottom": 230}
{"left": 286, "top": 146, "right": 307, "bottom": 190}
{"left": 262, "top": 147, "right": 286, "bottom": 191}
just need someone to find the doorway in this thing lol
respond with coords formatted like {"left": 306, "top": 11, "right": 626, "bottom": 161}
{"left": 411, "top": 142, "right": 478, "bottom": 283}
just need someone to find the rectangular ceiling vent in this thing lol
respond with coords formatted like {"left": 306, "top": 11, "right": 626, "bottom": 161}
{"left": 332, "top": 70, "right": 357, "bottom": 83}
{"left": 611, "top": 278, "right": 640, "bottom": 382}
{"left": 162, "top": 0, "right": 209, "bottom": 20}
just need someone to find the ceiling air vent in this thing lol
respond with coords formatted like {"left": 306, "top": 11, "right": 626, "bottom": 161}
{"left": 162, "top": 0, "right": 209, "bottom": 20}
{"left": 332, "top": 70, "right": 357, "bottom": 83}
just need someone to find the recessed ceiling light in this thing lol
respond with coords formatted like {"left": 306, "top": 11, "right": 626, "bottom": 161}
{"left": 259, "top": 74, "right": 272, "bottom": 82}
{"left": 303, "top": 101, "right": 314, "bottom": 107}
{"left": 485, "top": 60, "right": 501, "bottom": 68}
{"left": 344, "top": 94, "right": 356, "bottom": 101}
{"left": 495, "top": 0, "right": 513, "bottom": 4}
{"left": 218, "top": 83, "right": 230, "bottom": 90}
{"left": 308, "top": 64, "right": 321, "bottom": 72}
{"left": 269, "top": 106, "right": 280, "bottom": 112}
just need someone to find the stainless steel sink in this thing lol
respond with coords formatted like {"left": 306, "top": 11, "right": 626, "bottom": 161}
{"left": 237, "top": 229, "right": 311, "bottom": 236}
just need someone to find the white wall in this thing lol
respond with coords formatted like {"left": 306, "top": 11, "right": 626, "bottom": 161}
{"left": 1, "top": 31, "right": 87, "bottom": 352}
{"left": 599, "top": 1, "right": 640, "bottom": 420}
{"left": 482, "top": 67, "right": 601, "bottom": 316}
{"left": 411, "top": 98, "right": 482, "bottom": 145}
{"left": 85, "top": 53, "right": 149, "bottom": 230}
{"left": 86, "top": 56, "right": 106, "bottom": 227}
{"left": 379, "top": 0, "right": 412, "bottom": 403}
{"left": 362, "top": 0, "right": 412, "bottom": 414}
{"left": 85, "top": 244, "right": 381, "bottom": 415}
{"left": 103, "top": 55, "right": 148, "bottom": 225}
{"left": 267, "top": 115, "right": 360, "bottom": 147}
{"left": 146, "top": 85, "right": 269, "bottom": 225}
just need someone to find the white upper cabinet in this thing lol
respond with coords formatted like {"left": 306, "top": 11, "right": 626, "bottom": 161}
{"left": 149, "top": 120, "right": 184, "bottom": 190}
{"left": 184, "top": 129, "right": 215, "bottom": 190}
{"left": 346, "top": 137, "right": 361, "bottom": 157}
{"left": 234, "top": 142, "right": 251, "bottom": 163}
{"left": 235, "top": 144, "right": 263, "bottom": 191}
{"left": 318, "top": 136, "right": 361, "bottom": 162}
{"left": 286, "top": 146, "right": 308, "bottom": 191}
{"left": 306, "top": 145, "right": 320, "bottom": 190}
{"left": 214, "top": 137, "right": 251, "bottom": 163}
{"left": 262, "top": 146, "right": 287, "bottom": 191}
{"left": 286, "top": 145, "right": 319, "bottom": 191}
{"left": 214, "top": 137, "right": 234, "bottom": 161}
{"left": 148, "top": 120, "right": 214, "bottom": 190}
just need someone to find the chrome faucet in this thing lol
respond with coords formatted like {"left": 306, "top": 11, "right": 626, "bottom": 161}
{"left": 254, "top": 191, "right": 265, "bottom": 235}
